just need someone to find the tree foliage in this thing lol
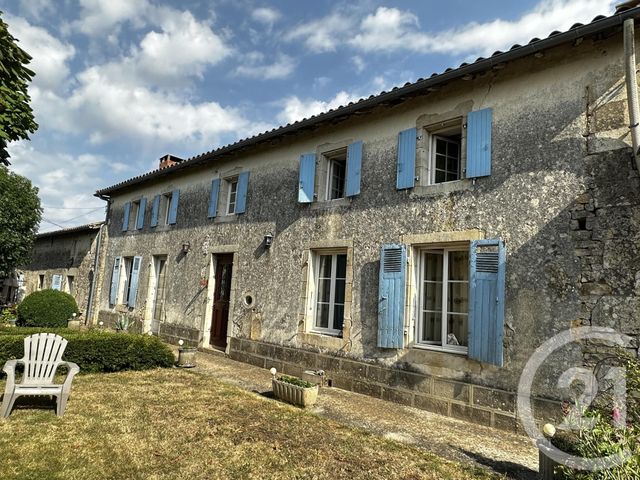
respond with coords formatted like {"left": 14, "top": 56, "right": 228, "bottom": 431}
{"left": 0, "top": 11, "right": 38, "bottom": 165}
{"left": 0, "top": 166, "right": 41, "bottom": 276}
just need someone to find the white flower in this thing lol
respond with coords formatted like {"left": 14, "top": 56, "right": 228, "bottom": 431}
{"left": 178, "top": 339, "right": 184, "bottom": 346}
{"left": 543, "top": 423, "right": 556, "bottom": 437}
{"left": 270, "top": 367, "right": 277, "bottom": 376}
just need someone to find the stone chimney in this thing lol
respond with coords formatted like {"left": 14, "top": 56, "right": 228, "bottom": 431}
{"left": 158, "top": 154, "right": 184, "bottom": 170}
{"left": 616, "top": 1, "right": 640, "bottom": 13}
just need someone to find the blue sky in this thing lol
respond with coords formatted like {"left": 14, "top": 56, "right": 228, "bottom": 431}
{"left": 0, "top": 0, "right": 617, "bottom": 231}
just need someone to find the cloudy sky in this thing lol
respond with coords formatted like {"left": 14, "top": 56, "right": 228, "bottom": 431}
{"left": 1, "top": 0, "right": 617, "bottom": 232}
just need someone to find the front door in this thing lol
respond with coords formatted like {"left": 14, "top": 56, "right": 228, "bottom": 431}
{"left": 210, "top": 254, "right": 233, "bottom": 348}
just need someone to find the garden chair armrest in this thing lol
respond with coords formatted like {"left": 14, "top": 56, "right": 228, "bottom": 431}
{"left": 61, "top": 362, "right": 80, "bottom": 390}
{"left": 2, "top": 359, "right": 20, "bottom": 376}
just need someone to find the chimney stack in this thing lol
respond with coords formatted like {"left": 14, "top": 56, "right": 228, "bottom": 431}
{"left": 158, "top": 154, "right": 184, "bottom": 170}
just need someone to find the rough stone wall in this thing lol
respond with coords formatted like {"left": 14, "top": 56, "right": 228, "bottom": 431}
{"left": 21, "top": 229, "right": 101, "bottom": 322}
{"left": 96, "top": 34, "right": 639, "bottom": 422}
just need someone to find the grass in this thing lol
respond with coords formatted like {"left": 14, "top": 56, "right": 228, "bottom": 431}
{"left": 0, "top": 369, "right": 502, "bottom": 480}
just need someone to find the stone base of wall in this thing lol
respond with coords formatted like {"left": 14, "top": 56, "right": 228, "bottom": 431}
{"left": 159, "top": 323, "right": 200, "bottom": 347}
{"left": 228, "top": 337, "right": 563, "bottom": 433}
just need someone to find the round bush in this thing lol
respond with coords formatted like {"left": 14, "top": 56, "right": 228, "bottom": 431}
{"left": 16, "top": 289, "right": 79, "bottom": 328}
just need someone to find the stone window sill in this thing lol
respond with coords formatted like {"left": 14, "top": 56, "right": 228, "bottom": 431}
{"left": 299, "top": 331, "right": 347, "bottom": 351}
{"left": 310, "top": 198, "right": 352, "bottom": 210}
{"left": 214, "top": 214, "right": 238, "bottom": 224}
{"left": 410, "top": 179, "right": 472, "bottom": 198}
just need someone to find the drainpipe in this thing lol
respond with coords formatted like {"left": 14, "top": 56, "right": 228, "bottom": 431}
{"left": 85, "top": 223, "right": 104, "bottom": 325}
{"left": 623, "top": 17, "right": 640, "bottom": 172}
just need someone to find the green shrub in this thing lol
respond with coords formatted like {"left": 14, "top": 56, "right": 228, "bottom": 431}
{"left": 0, "top": 326, "right": 79, "bottom": 336}
{"left": 0, "top": 306, "right": 16, "bottom": 325}
{"left": 277, "top": 375, "right": 316, "bottom": 389}
{"left": 0, "top": 331, "right": 175, "bottom": 374}
{"left": 16, "top": 289, "right": 79, "bottom": 327}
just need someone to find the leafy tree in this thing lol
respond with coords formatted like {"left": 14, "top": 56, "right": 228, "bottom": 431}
{"left": 0, "top": 11, "right": 38, "bottom": 166}
{"left": 0, "top": 166, "right": 41, "bottom": 276}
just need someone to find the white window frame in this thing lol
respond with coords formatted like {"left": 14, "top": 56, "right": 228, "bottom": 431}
{"left": 117, "top": 257, "right": 135, "bottom": 306}
{"left": 162, "top": 193, "right": 172, "bottom": 225}
{"left": 66, "top": 275, "right": 74, "bottom": 295}
{"left": 325, "top": 155, "right": 347, "bottom": 201}
{"left": 226, "top": 177, "right": 238, "bottom": 215}
{"left": 130, "top": 200, "right": 141, "bottom": 229}
{"left": 308, "top": 249, "right": 347, "bottom": 336}
{"left": 429, "top": 134, "right": 461, "bottom": 185}
{"left": 415, "top": 246, "right": 469, "bottom": 354}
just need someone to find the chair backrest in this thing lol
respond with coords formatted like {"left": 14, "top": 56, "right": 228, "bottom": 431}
{"left": 22, "top": 333, "right": 68, "bottom": 385}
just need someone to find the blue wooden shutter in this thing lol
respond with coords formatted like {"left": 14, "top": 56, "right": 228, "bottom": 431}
{"left": 468, "top": 239, "right": 506, "bottom": 366}
{"left": 127, "top": 256, "right": 143, "bottom": 308}
{"left": 168, "top": 189, "right": 179, "bottom": 225}
{"left": 396, "top": 128, "right": 416, "bottom": 190}
{"left": 51, "top": 274, "right": 62, "bottom": 291}
{"left": 377, "top": 244, "right": 407, "bottom": 348}
{"left": 345, "top": 141, "right": 363, "bottom": 197}
{"left": 136, "top": 198, "right": 146, "bottom": 230}
{"left": 208, "top": 179, "right": 221, "bottom": 218}
{"left": 466, "top": 108, "right": 493, "bottom": 178}
{"left": 150, "top": 195, "right": 160, "bottom": 227}
{"left": 235, "top": 171, "right": 250, "bottom": 213}
{"left": 109, "top": 257, "right": 121, "bottom": 305}
{"left": 298, "top": 153, "right": 316, "bottom": 203}
{"left": 122, "top": 202, "right": 131, "bottom": 231}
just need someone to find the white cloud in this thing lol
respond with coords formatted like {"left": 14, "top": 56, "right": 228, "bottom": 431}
{"left": 350, "top": 1, "right": 617, "bottom": 56}
{"left": 277, "top": 91, "right": 360, "bottom": 125}
{"left": 17, "top": 0, "right": 55, "bottom": 21}
{"left": 251, "top": 7, "right": 281, "bottom": 26}
{"left": 352, "top": 55, "right": 366, "bottom": 73}
{"left": 4, "top": 15, "right": 75, "bottom": 92}
{"left": 285, "top": 11, "right": 355, "bottom": 53}
{"left": 74, "top": 0, "right": 150, "bottom": 35}
{"left": 8, "top": 142, "right": 109, "bottom": 232}
{"left": 234, "top": 52, "right": 295, "bottom": 80}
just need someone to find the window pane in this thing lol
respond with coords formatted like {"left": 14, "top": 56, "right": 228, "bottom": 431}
{"left": 435, "top": 170, "right": 446, "bottom": 183}
{"left": 447, "top": 282, "right": 468, "bottom": 313}
{"left": 335, "top": 254, "right": 347, "bottom": 278}
{"left": 446, "top": 156, "right": 459, "bottom": 174}
{"left": 332, "top": 304, "right": 344, "bottom": 331}
{"left": 422, "top": 311, "right": 442, "bottom": 343}
{"left": 424, "top": 253, "right": 443, "bottom": 281}
{"left": 318, "top": 255, "right": 332, "bottom": 278}
{"left": 334, "top": 279, "right": 345, "bottom": 304}
{"left": 448, "top": 251, "right": 469, "bottom": 281}
{"left": 315, "top": 303, "right": 330, "bottom": 329}
{"left": 423, "top": 282, "right": 442, "bottom": 311}
{"left": 318, "top": 278, "right": 331, "bottom": 303}
{"left": 330, "top": 159, "right": 346, "bottom": 199}
{"left": 447, "top": 314, "right": 468, "bottom": 347}
{"left": 435, "top": 154, "right": 446, "bottom": 170}
{"left": 435, "top": 138, "right": 446, "bottom": 155}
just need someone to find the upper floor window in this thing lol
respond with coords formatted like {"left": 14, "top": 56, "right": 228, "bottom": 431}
{"left": 208, "top": 172, "right": 249, "bottom": 219}
{"left": 226, "top": 178, "right": 238, "bottom": 215}
{"left": 325, "top": 148, "right": 347, "bottom": 200}
{"left": 430, "top": 129, "right": 462, "bottom": 184}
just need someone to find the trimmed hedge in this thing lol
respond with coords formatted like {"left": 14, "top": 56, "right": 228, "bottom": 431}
{"left": 0, "top": 330, "right": 175, "bottom": 374}
{"left": 16, "top": 289, "right": 79, "bottom": 328}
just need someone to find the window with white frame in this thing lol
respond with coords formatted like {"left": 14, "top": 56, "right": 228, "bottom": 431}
{"left": 226, "top": 177, "right": 238, "bottom": 215}
{"left": 429, "top": 125, "right": 462, "bottom": 184}
{"left": 324, "top": 148, "right": 347, "bottom": 200}
{"left": 310, "top": 251, "right": 347, "bottom": 335}
{"left": 130, "top": 200, "right": 140, "bottom": 229}
{"left": 118, "top": 257, "right": 135, "bottom": 305}
{"left": 162, "top": 193, "right": 172, "bottom": 225}
{"left": 417, "top": 247, "right": 469, "bottom": 351}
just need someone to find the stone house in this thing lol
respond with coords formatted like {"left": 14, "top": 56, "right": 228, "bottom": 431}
{"left": 20, "top": 222, "right": 105, "bottom": 322}
{"left": 93, "top": 8, "right": 640, "bottom": 431}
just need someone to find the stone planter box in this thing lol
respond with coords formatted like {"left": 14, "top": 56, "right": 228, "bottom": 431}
{"left": 177, "top": 347, "right": 197, "bottom": 368}
{"left": 272, "top": 378, "right": 319, "bottom": 407}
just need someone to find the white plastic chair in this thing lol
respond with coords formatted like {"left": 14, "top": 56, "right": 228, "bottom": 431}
{"left": 1, "top": 333, "right": 80, "bottom": 417}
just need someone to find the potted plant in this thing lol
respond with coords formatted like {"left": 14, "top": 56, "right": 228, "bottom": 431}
{"left": 271, "top": 368, "right": 319, "bottom": 408}
{"left": 177, "top": 339, "right": 197, "bottom": 368}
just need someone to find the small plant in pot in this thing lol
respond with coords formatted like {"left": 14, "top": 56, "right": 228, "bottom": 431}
{"left": 176, "top": 339, "right": 197, "bottom": 368}
{"left": 271, "top": 368, "right": 319, "bottom": 408}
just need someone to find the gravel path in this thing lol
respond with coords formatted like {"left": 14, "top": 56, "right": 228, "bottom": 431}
{"left": 178, "top": 347, "right": 539, "bottom": 479}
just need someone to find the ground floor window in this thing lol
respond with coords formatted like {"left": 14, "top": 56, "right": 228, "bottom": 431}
{"left": 417, "top": 247, "right": 469, "bottom": 352}
{"left": 310, "top": 251, "right": 347, "bottom": 335}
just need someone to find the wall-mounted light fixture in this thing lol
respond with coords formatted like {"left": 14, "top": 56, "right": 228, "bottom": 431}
{"left": 182, "top": 241, "right": 191, "bottom": 254}
{"left": 264, "top": 233, "right": 273, "bottom": 249}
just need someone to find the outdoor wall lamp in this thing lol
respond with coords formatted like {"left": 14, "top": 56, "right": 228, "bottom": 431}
{"left": 182, "top": 241, "right": 191, "bottom": 254}
{"left": 264, "top": 233, "right": 273, "bottom": 249}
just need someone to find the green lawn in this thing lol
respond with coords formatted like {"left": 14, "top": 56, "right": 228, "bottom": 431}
{"left": 0, "top": 369, "right": 503, "bottom": 479}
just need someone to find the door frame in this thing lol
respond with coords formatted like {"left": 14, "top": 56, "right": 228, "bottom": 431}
{"left": 202, "top": 246, "right": 239, "bottom": 353}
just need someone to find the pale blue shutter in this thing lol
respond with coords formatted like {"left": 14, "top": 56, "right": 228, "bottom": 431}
{"left": 150, "top": 195, "right": 160, "bottom": 227}
{"left": 167, "top": 189, "right": 179, "bottom": 225}
{"left": 122, "top": 202, "right": 131, "bottom": 231}
{"left": 345, "top": 141, "right": 363, "bottom": 197}
{"left": 208, "top": 179, "right": 221, "bottom": 218}
{"left": 51, "top": 274, "right": 62, "bottom": 291}
{"left": 377, "top": 244, "right": 407, "bottom": 348}
{"left": 235, "top": 171, "right": 250, "bottom": 213}
{"left": 298, "top": 153, "right": 316, "bottom": 203}
{"left": 127, "top": 256, "right": 143, "bottom": 308}
{"left": 396, "top": 128, "right": 416, "bottom": 190}
{"left": 466, "top": 108, "right": 493, "bottom": 178}
{"left": 109, "top": 257, "right": 121, "bottom": 305}
{"left": 136, "top": 198, "right": 146, "bottom": 230}
{"left": 468, "top": 239, "right": 506, "bottom": 366}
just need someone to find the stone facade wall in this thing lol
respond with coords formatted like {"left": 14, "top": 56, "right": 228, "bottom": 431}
{"left": 95, "top": 34, "right": 640, "bottom": 426}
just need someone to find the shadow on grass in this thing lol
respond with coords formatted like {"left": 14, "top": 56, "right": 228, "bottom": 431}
{"left": 1, "top": 394, "right": 58, "bottom": 416}
{"left": 455, "top": 447, "right": 538, "bottom": 480}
